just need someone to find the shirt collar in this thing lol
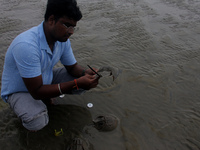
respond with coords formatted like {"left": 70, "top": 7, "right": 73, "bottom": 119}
{"left": 38, "top": 21, "right": 53, "bottom": 55}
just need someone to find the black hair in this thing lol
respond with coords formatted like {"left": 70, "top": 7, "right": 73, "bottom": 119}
{"left": 44, "top": 0, "right": 82, "bottom": 22}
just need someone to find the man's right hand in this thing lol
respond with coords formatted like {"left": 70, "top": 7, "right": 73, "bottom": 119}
{"left": 76, "top": 74, "right": 100, "bottom": 90}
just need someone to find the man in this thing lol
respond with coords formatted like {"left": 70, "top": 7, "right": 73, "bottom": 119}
{"left": 1, "top": 0, "right": 99, "bottom": 131}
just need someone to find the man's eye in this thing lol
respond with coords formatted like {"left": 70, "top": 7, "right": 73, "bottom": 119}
{"left": 64, "top": 23, "right": 71, "bottom": 27}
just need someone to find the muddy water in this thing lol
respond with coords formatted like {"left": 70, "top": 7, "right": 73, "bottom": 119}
{"left": 1, "top": 0, "right": 200, "bottom": 149}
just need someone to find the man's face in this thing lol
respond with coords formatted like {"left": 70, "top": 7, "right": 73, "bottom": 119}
{"left": 52, "top": 16, "right": 77, "bottom": 42}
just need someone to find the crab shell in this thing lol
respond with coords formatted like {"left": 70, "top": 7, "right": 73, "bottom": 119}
{"left": 92, "top": 114, "right": 119, "bottom": 132}
{"left": 66, "top": 138, "right": 89, "bottom": 150}
{"left": 97, "top": 66, "right": 120, "bottom": 81}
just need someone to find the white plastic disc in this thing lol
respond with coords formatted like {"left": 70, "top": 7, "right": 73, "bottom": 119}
{"left": 87, "top": 103, "right": 93, "bottom": 108}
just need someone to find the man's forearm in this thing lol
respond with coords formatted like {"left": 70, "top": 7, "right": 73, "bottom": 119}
{"left": 31, "top": 80, "right": 76, "bottom": 100}
{"left": 65, "top": 63, "right": 85, "bottom": 77}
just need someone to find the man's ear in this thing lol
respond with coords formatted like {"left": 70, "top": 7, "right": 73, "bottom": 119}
{"left": 48, "top": 15, "right": 55, "bottom": 26}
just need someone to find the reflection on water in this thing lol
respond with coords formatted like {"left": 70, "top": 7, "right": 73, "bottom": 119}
{"left": 1, "top": 0, "right": 200, "bottom": 150}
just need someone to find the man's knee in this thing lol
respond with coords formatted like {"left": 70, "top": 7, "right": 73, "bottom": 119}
{"left": 7, "top": 93, "right": 49, "bottom": 131}
{"left": 22, "top": 113, "right": 49, "bottom": 131}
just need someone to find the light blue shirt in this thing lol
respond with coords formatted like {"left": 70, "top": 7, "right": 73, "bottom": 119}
{"left": 1, "top": 22, "right": 77, "bottom": 102}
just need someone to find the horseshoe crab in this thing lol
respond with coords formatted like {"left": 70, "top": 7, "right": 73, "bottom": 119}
{"left": 67, "top": 137, "right": 90, "bottom": 150}
{"left": 66, "top": 114, "right": 119, "bottom": 149}
{"left": 92, "top": 114, "right": 119, "bottom": 132}
{"left": 97, "top": 66, "right": 120, "bottom": 81}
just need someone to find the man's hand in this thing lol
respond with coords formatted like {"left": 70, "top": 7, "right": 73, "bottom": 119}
{"left": 85, "top": 68, "right": 98, "bottom": 75}
{"left": 76, "top": 74, "right": 100, "bottom": 90}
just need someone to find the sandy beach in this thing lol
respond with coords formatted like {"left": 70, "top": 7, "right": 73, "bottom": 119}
{"left": 0, "top": 0, "right": 200, "bottom": 149}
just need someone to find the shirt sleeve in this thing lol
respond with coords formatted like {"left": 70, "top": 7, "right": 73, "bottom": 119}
{"left": 60, "top": 40, "right": 77, "bottom": 66}
{"left": 12, "top": 42, "right": 41, "bottom": 78}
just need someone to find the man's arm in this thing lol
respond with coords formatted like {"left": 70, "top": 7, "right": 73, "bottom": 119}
{"left": 22, "top": 75, "right": 75, "bottom": 100}
{"left": 65, "top": 63, "right": 100, "bottom": 89}
{"left": 23, "top": 64, "right": 100, "bottom": 100}
{"left": 65, "top": 63, "right": 98, "bottom": 77}
{"left": 65, "top": 63, "right": 85, "bottom": 77}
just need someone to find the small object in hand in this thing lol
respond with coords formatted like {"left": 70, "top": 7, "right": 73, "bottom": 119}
{"left": 87, "top": 65, "right": 102, "bottom": 78}
{"left": 87, "top": 103, "right": 93, "bottom": 108}
{"left": 54, "top": 128, "right": 63, "bottom": 136}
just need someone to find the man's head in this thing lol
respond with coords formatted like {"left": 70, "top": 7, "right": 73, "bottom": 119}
{"left": 44, "top": 0, "right": 82, "bottom": 42}
{"left": 44, "top": 0, "right": 82, "bottom": 22}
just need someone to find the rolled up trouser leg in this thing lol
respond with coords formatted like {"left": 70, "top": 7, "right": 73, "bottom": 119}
{"left": 7, "top": 93, "right": 49, "bottom": 131}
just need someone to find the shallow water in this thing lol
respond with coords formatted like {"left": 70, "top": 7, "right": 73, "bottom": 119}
{"left": 1, "top": 0, "right": 200, "bottom": 149}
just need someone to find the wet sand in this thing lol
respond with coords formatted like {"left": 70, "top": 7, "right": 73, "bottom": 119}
{"left": 1, "top": 0, "right": 200, "bottom": 149}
